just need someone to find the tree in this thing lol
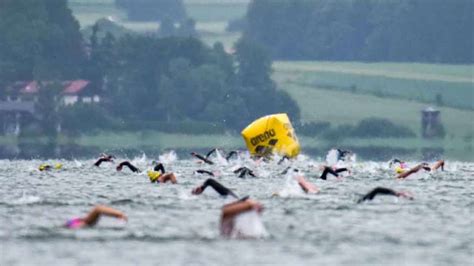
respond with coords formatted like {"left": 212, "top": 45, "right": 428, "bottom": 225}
{"left": 0, "top": 0, "right": 85, "bottom": 81}
{"left": 242, "top": 0, "right": 474, "bottom": 63}
{"left": 35, "top": 81, "right": 61, "bottom": 138}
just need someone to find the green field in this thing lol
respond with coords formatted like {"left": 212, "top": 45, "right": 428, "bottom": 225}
{"left": 274, "top": 61, "right": 474, "bottom": 110}
{"left": 273, "top": 62, "right": 474, "bottom": 137}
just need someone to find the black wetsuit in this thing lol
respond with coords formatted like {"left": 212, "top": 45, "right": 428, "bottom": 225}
{"left": 337, "top": 149, "right": 352, "bottom": 161}
{"left": 94, "top": 157, "right": 113, "bottom": 167}
{"left": 233, "top": 167, "right": 256, "bottom": 178}
{"left": 225, "top": 151, "right": 238, "bottom": 161}
{"left": 153, "top": 163, "right": 165, "bottom": 173}
{"left": 195, "top": 169, "right": 214, "bottom": 176}
{"left": 277, "top": 155, "right": 290, "bottom": 165}
{"left": 319, "top": 166, "right": 348, "bottom": 180}
{"left": 281, "top": 167, "right": 299, "bottom": 175}
{"left": 389, "top": 158, "right": 404, "bottom": 168}
{"left": 200, "top": 178, "right": 237, "bottom": 198}
{"left": 191, "top": 153, "right": 214, "bottom": 165}
{"left": 357, "top": 187, "right": 398, "bottom": 203}
{"left": 118, "top": 161, "right": 141, "bottom": 173}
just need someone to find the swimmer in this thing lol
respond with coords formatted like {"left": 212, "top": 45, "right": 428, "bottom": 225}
{"left": 148, "top": 162, "right": 177, "bottom": 183}
{"left": 277, "top": 155, "right": 290, "bottom": 165}
{"left": 39, "top": 163, "right": 63, "bottom": 171}
{"left": 225, "top": 150, "right": 239, "bottom": 161}
{"left": 149, "top": 172, "right": 177, "bottom": 184}
{"left": 389, "top": 158, "right": 405, "bottom": 168}
{"left": 233, "top": 166, "right": 256, "bottom": 178}
{"left": 116, "top": 161, "right": 141, "bottom": 173}
{"left": 190, "top": 152, "right": 214, "bottom": 165}
{"left": 281, "top": 166, "right": 299, "bottom": 175}
{"left": 94, "top": 154, "right": 114, "bottom": 167}
{"left": 319, "top": 165, "right": 350, "bottom": 180}
{"left": 357, "top": 187, "right": 413, "bottom": 203}
{"left": 295, "top": 176, "right": 319, "bottom": 193}
{"left": 396, "top": 160, "right": 444, "bottom": 179}
{"left": 152, "top": 161, "right": 166, "bottom": 173}
{"left": 337, "top": 148, "right": 353, "bottom": 161}
{"left": 253, "top": 146, "right": 272, "bottom": 160}
{"left": 192, "top": 178, "right": 238, "bottom": 198}
{"left": 64, "top": 205, "right": 127, "bottom": 229}
{"left": 220, "top": 197, "right": 264, "bottom": 238}
{"left": 194, "top": 169, "right": 215, "bottom": 176}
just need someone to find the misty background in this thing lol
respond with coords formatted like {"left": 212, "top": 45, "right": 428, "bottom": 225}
{"left": 0, "top": 0, "right": 472, "bottom": 160}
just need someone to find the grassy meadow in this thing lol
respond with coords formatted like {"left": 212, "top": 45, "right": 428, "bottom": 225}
{"left": 274, "top": 61, "right": 474, "bottom": 110}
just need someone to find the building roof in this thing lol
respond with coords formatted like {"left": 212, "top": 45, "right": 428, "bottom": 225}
{"left": 19, "top": 80, "right": 90, "bottom": 95}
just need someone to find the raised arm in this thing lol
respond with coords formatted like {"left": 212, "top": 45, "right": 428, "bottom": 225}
{"left": 221, "top": 199, "right": 262, "bottom": 219}
{"left": 82, "top": 205, "right": 127, "bottom": 226}
{"left": 191, "top": 152, "right": 214, "bottom": 165}
{"left": 192, "top": 178, "right": 238, "bottom": 198}
{"left": 319, "top": 166, "right": 339, "bottom": 180}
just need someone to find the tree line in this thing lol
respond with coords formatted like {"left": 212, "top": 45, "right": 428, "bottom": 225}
{"left": 0, "top": 0, "right": 300, "bottom": 136}
{"left": 243, "top": 0, "right": 473, "bottom": 63}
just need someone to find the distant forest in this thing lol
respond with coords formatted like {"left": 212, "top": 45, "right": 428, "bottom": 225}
{"left": 243, "top": 0, "right": 473, "bottom": 63}
{"left": 0, "top": 0, "right": 299, "bottom": 136}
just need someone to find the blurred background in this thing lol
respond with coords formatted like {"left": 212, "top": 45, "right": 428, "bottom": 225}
{"left": 0, "top": 0, "right": 472, "bottom": 160}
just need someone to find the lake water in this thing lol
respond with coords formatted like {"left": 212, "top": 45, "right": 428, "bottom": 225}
{"left": 1, "top": 152, "right": 473, "bottom": 265}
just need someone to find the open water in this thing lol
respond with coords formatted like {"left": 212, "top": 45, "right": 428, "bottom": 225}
{"left": 0, "top": 152, "right": 473, "bottom": 265}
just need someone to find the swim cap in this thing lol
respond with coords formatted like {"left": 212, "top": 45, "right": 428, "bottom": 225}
{"left": 395, "top": 166, "right": 405, "bottom": 174}
{"left": 39, "top": 164, "right": 48, "bottom": 171}
{"left": 55, "top": 163, "right": 62, "bottom": 169}
{"left": 148, "top": 171, "right": 161, "bottom": 182}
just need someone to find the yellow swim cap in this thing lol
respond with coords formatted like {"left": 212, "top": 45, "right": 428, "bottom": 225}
{"left": 39, "top": 164, "right": 51, "bottom": 171}
{"left": 54, "top": 163, "right": 63, "bottom": 169}
{"left": 395, "top": 166, "right": 405, "bottom": 174}
{"left": 147, "top": 171, "right": 161, "bottom": 182}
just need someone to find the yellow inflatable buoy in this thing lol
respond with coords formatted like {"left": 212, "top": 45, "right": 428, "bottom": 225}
{"left": 147, "top": 171, "right": 162, "bottom": 182}
{"left": 241, "top": 113, "right": 300, "bottom": 158}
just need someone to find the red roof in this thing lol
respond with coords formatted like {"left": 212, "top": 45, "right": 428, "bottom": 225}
{"left": 19, "top": 80, "right": 90, "bottom": 95}
{"left": 63, "top": 80, "right": 90, "bottom": 94}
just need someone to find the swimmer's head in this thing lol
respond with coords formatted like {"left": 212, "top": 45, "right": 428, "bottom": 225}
{"left": 148, "top": 171, "right": 161, "bottom": 182}
{"left": 395, "top": 166, "right": 405, "bottom": 174}
{"left": 116, "top": 165, "right": 123, "bottom": 171}
{"left": 54, "top": 163, "right": 62, "bottom": 169}
{"left": 39, "top": 164, "right": 51, "bottom": 171}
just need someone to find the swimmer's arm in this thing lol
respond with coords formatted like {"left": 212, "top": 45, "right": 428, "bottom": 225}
{"left": 154, "top": 163, "right": 165, "bottom": 173}
{"left": 358, "top": 187, "right": 398, "bottom": 203}
{"left": 222, "top": 200, "right": 258, "bottom": 219}
{"left": 195, "top": 170, "right": 214, "bottom": 176}
{"left": 195, "top": 154, "right": 214, "bottom": 165}
{"left": 94, "top": 158, "right": 105, "bottom": 167}
{"left": 233, "top": 167, "right": 245, "bottom": 174}
{"left": 397, "top": 164, "right": 423, "bottom": 179}
{"left": 205, "top": 148, "right": 218, "bottom": 159}
{"left": 296, "top": 176, "right": 319, "bottom": 193}
{"left": 335, "top": 168, "right": 349, "bottom": 174}
{"left": 82, "top": 205, "right": 127, "bottom": 226}
{"left": 431, "top": 160, "right": 445, "bottom": 171}
{"left": 225, "top": 151, "right": 238, "bottom": 161}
